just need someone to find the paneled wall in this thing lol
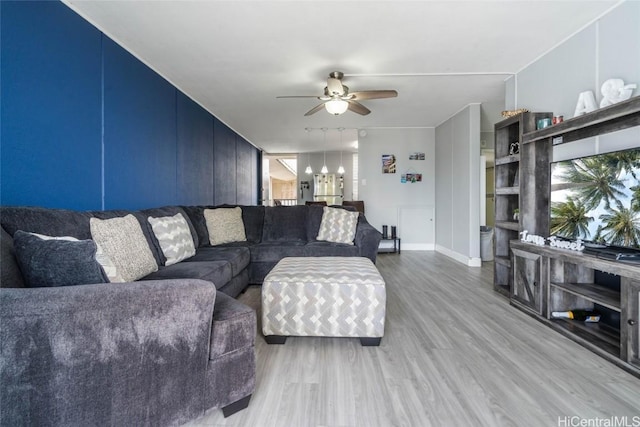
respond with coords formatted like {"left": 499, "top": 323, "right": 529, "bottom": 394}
{"left": 434, "top": 104, "right": 482, "bottom": 266}
{"left": 1, "top": 1, "right": 260, "bottom": 211}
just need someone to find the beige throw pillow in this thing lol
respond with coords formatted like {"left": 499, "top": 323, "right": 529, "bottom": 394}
{"left": 204, "top": 207, "right": 247, "bottom": 246}
{"left": 90, "top": 214, "right": 158, "bottom": 282}
{"left": 316, "top": 206, "right": 359, "bottom": 245}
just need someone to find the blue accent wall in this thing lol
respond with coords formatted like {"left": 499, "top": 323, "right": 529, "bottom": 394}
{"left": 1, "top": 1, "right": 260, "bottom": 210}
{"left": 1, "top": 1, "right": 103, "bottom": 210}
{"left": 177, "top": 93, "right": 214, "bottom": 206}
{"left": 103, "top": 37, "right": 178, "bottom": 210}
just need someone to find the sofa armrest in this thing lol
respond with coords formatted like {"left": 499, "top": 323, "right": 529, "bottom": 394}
{"left": 354, "top": 217, "right": 382, "bottom": 263}
{"left": 0, "top": 279, "right": 216, "bottom": 426}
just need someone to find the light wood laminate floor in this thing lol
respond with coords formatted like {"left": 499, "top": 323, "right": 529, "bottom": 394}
{"left": 185, "top": 251, "right": 640, "bottom": 427}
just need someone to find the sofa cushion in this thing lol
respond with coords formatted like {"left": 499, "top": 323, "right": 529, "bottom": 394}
{"left": 316, "top": 206, "right": 359, "bottom": 245}
{"left": 305, "top": 204, "right": 325, "bottom": 241}
{"left": 0, "top": 206, "right": 92, "bottom": 239}
{"left": 209, "top": 292, "right": 256, "bottom": 359}
{"left": 181, "top": 206, "right": 210, "bottom": 247}
{"left": 204, "top": 207, "right": 247, "bottom": 245}
{"left": 304, "top": 241, "right": 360, "bottom": 257}
{"left": 1, "top": 228, "right": 25, "bottom": 288}
{"left": 238, "top": 205, "right": 265, "bottom": 243}
{"left": 90, "top": 214, "right": 158, "bottom": 282}
{"left": 142, "top": 261, "right": 232, "bottom": 290}
{"left": 249, "top": 241, "right": 307, "bottom": 263}
{"left": 147, "top": 213, "right": 196, "bottom": 266}
{"left": 13, "top": 231, "right": 108, "bottom": 288}
{"left": 185, "top": 246, "right": 250, "bottom": 277}
{"left": 262, "top": 206, "right": 308, "bottom": 242}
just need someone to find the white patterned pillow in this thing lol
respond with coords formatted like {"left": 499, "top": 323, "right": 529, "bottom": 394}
{"left": 90, "top": 214, "right": 158, "bottom": 282}
{"left": 147, "top": 213, "right": 196, "bottom": 266}
{"left": 30, "top": 232, "right": 123, "bottom": 282}
{"left": 204, "top": 207, "right": 247, "bottom": 246}
{"left": 316, "top": 207, "right": 359, "bottom": 245}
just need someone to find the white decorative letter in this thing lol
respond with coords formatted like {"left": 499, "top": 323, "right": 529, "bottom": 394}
{"left": 574, "top": 91, "right": 598, "bottom": 117}
{"left": 600, "top": 78, "right": 636, "bottom": 108}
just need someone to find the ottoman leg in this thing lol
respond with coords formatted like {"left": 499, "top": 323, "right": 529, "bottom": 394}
{"left": 264, "top": 335, "right": 288, "bottom": 344}
{"left": 360, "top": 337, "right": 381, "bottom": 346}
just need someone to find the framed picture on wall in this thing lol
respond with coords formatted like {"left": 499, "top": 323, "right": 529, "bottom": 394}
{"left": 382, "top": 154, "right": 396, "bottom": 174}
{"left": 409, "top": 152, "right": 425, "bottom": 160}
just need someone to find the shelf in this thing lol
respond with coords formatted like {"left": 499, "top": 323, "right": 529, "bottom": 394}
{"left": 550, "top": 319, "right": 620, "bottom": 357}
{"left": 550, "top": 282, "right": 621, "bottom": 312}
{"left": 495, "top": 154, "right": 520, "bottom": 165}
{"left": 494, "top": 256, "right": 511, "bottom": 268}
{"left": 495, "top": 187, "right": 519, "bottom": 195}
{"left": 522, "top": 96, "right": 640, "bottom": 145}
{"left": 495, "top": 221, "right": 519, "bottom": 231}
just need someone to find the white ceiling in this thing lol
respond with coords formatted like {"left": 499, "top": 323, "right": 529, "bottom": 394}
{"left": 63, "top": 0, "right": 619, "bottom": 154}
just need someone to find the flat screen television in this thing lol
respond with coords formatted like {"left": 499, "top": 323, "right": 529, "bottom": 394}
{"left": 549, "top": 147, "right": 640, "bottom": 252}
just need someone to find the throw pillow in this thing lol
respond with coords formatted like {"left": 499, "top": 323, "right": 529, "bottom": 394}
{"left": 147, "top": 213, "right": 196, "bottom": 266}
{"left": 13, "top": 230, "right": 108, "bottom": 288}
{"left": 204, "top": 207, "right": 247, "bottom": 246}
{"left": 316, "top": 206, "right": 359, "bottom": 245}
{"left": 90, "top": 214, "right": 158, "bottom": 282}
{"left": 29, "top": 232, "right": 122, "bottom": 282}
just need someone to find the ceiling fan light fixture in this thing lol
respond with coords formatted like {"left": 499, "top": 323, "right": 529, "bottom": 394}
{"left": 325, "top": 99, "right": 349, "bottom": 115}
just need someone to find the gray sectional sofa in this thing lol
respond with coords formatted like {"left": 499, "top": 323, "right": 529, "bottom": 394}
{"left": 0, "top": 203, "right": 381, "bottom": 426}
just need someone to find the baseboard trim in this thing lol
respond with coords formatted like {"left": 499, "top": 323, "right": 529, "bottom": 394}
{"left": 435, "top": 245, "right": 482, "bottom": 267}
{"left": 401, "top": 243, "right": 435, "bottom": 251}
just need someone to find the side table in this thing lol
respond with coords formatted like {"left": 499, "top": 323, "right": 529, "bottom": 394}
{"left": 378, "top": 237, "right": 401, "bottom": 254}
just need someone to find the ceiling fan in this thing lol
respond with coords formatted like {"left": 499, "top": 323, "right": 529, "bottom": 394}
{"left": 277, "top": 71, "right": 398, "bottom": 116}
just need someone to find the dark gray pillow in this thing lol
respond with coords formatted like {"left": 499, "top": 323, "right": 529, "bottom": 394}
{"left": 13, "top": 230, "right": 108, "bottom": 288}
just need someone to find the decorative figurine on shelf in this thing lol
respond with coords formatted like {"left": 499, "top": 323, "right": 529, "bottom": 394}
{"left": 513, "top": 208, "right": 519, "bottom": 221}
{"left": 599, "top": 78, "right": 636, "bottom": 108}
{"left": 574, "top": 91, "right": 598, "bottom": 117}
{"left": 509, "top": 141, "right": 520, "bottom": 155}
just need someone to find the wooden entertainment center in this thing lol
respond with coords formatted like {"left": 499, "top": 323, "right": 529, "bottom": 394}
{"left": 493, "top": 96, "right": 640, "bottom": 377}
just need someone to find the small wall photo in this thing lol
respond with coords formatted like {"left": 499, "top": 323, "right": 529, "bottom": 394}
{"left": 382, "top": 154, "right": 396, "bottom": 174}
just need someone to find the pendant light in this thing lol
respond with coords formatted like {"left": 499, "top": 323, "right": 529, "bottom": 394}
{"left": 305, "top": 153, "right": 313, "bottom": 175}
{"left": 337, "top": 128, "right": 345, "bottom": 175}
{"left": 321, "top": 128, "right": 328, "bottom": 174}
{"left": 304, "top": 128, "right": 313, "bottom": 174}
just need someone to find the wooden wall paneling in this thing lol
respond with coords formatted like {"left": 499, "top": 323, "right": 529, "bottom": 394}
{"left": 176, "top": 92, "right": 214, "bottom": 205}
{"left": 213, "top": 118, "right": 237, "bottom": 205}
{"left": 235, "top": 136, "right": 254, "bottom": 205}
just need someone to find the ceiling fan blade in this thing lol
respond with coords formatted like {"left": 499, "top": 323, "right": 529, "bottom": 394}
{"left": 349, "top": 90, "right": 398, "bottom": 100}
{"left": 347, "top": 100, "right": 371, "bottom": 116}
{"left": 277, "top": 95, "right": 320, "bottom": 99}
{"left": 304, "top": 103, "right": 327, "bottom": 116}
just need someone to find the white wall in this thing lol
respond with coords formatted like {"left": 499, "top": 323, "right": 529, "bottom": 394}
{"left": 358, "top": 128, "right": 436, "bottom": 250}
{"left": 435, "top": 104, "right": 482, "bottom": 266}
{"left": 509, "top": 1, "right": 640, "bottom": 160}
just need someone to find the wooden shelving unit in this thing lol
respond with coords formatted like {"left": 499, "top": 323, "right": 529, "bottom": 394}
{"left": 492, "top": 111, "right": 551, "bottom": 297}
{"left": 503, "top": 96, "right": 640, "bottom": 378}
{"left": 511, "top": 240, "right": 640, "bottom": 376}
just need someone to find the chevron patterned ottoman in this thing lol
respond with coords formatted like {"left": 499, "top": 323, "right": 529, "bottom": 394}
{"left": 262, "top": 257, "right": 386, "bottom": 346}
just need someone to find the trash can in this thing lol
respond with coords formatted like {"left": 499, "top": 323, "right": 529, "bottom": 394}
{"left": 480, "top": 226, "right": 494, "bottom": 261}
